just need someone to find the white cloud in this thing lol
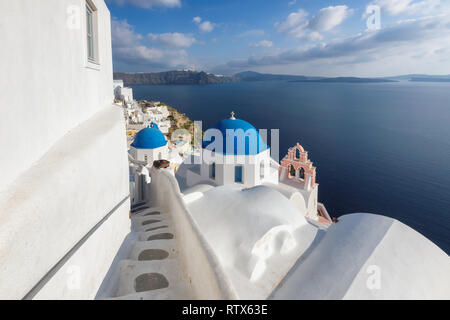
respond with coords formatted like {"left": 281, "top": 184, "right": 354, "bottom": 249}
{"left": 148, "top": 32, "right": 197, "bottom": 48}
{"left": 193, "top": 16, "right": 216, "bottom": 33}
{"left": 370, "top": 0, "right": 441, "bottom": 16}
{"left": 109, "top": 0, "right": 181, "bottom": 9}
{"left": 112, "top": 19, "right": 190, "bottom": 69}
{"left": 236, "top": 29, "right": 265, "bottom": 38}
{"left": 199, "top": 21, "right": 215, "bottom": 33}
{"left": 288, "top": 0, "right": 297, "bottom": 6}
{"left": 275, "top": 6, "right": 351, "bottom": 39}
{"left": 220, "top": 14, "right": 450, "bottom": 75}
{"left": 275, "top": 9, "right": 309, "bottom": 37}
{"left": 250, "top": 40, "right": 273, "bottom": 48}
{"left": 308, "top": 6, "right": 352, "bottom": 31}
{"left": 111, "top": 19, "right": 143, "bottom": 48}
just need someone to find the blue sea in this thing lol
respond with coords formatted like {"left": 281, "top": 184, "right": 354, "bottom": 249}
{"left": 131, "top": 81, "right": 450, "bottom": 254}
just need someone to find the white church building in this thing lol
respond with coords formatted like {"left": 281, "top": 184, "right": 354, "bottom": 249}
{"left": 129, "top": 122, "right": 169, "bottom": 164}
{"left": 193, "top": 112, "right": 278, "bottom": 188}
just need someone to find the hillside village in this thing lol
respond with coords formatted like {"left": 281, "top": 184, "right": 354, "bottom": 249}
{"left": 113, "top": 80, "right": 199, "bottom": 174}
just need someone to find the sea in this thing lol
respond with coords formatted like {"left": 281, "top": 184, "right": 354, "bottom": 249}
{"left": 130, "top": 81, "right": 450, "bottom": 254}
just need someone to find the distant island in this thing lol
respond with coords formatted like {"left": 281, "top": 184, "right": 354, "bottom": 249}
{"left": 289, "top": 77, "right": 397, "bottom": 83}
{"left": 410, "top": 77, "right": 450, "bottom": 82}
{"left": 114, "top": 70, "right": 234, "bottom": 85}
{"left": 385, "top": 74, "right": 450, "bottom": 82}
{"left": 233, "top": 71, "right": 321, "bottom": 82}
{"left": 114, "top": 70, "right": 450, "bottom": 85}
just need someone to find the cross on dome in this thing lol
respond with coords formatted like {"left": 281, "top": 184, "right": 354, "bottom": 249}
{"left": 230, "top": 111, "right": 236, "bottom": 120}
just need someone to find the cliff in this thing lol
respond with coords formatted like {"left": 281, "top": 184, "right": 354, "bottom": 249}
{"left": 114, "top": 71, "right": 235, "bottom": 85}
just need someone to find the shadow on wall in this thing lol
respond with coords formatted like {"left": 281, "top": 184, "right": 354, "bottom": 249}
{"left": 95, "top": 231, "right": 138, "bottom": 299}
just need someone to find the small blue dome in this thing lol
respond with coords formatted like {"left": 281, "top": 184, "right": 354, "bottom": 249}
{"left": 202, "top": 114, "right": 269, "bottom": 155}
{"left": 131, "top": 122, "right": 167, "bottom": 149}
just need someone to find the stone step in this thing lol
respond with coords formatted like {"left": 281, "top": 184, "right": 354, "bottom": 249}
{"left": 132, "top": 206, "right": 162, "bottom": 216}
{"left": 115, "top": 259, "right": 189, "bottom": 297}
{"left": 130, "top": 202, "right": 149, "bottom": 213}
{"left": 137, "top": 228, "right": 175, "bottom": 242}
{"left": 131, "top": 215, "right": 170, "bottom": 232}
{"left": 109, "top": 283, "right": 194, "bottom": 300}
{"left": 128, "top": 240, "right": 178, "bottom": 261}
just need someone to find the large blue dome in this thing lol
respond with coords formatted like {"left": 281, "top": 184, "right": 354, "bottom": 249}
{"left": 131, "top": 122, "right": 167, "bottom": 149}
{"left": 202, "top": 114, "right": 269, "bottom": 155}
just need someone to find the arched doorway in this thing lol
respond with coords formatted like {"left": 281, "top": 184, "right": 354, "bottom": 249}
{"left": 289, "top": 164, "right": 296, "bottom": 178}
{"left": 299, "top": 167, "right": 305, "bottom": 180}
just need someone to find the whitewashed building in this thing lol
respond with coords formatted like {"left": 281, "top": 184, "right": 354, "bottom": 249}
{"left": 129, "top": 122, "right": 169, "bottom": 164}
{"left": 113, "top": 79, "right": 124, "bottom": 100}
{"left": 113, "top": 79, "right": 133, "bottom": 103}
{"left": 185, "top": 112, "right": 278, "bottom": 189}
{"left": 0, "top": 0, "right": 130, "bottom": 299}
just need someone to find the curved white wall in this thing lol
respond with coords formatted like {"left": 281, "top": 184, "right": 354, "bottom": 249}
{"left": 0, "top": 1, "right": 131, "bottom": 299}
{"left": 271, "top": 213, "right": 450, "bottom": 299}
{"left": 0, "top": 0, "right": 114, "bottom": 192}
{"left": 0, "top": 106, "right": 131, "bottom": 299}
{"left": 148, "top": 167, "right": 237, "bottom": 299}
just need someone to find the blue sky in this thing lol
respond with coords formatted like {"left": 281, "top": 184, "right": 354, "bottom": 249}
{"left": 107, "top": 0, "right": 450, "bottom": 76}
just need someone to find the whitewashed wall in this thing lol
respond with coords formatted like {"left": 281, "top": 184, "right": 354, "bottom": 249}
{"left": 0, "top": 1, "right": 131, "bottom": 299}
{"left": 148, "top": 167, "right": 237, "bottom": 299}
{"left": 199, "top": 149, "right": 277, "bottom": 188}
{"left": 0, "top": 0, "right": 114, "bottom": 192}
{"left": 122, "top": 87, "right": 134, "bottom": 103}
{"left": 130, "top": 145, "right": 168, "bottom": 164}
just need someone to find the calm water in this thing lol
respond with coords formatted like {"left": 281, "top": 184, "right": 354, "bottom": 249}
{"left": 131, "top": 81, "right": 450, "bottom": 254}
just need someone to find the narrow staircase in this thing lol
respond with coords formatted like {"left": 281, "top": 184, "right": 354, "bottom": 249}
{"left": 110, "top": 203, "right": 194, "bottom": 299}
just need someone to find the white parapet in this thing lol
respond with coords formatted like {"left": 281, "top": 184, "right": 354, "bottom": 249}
{"left": 0, "top": 106, "right": 131, "bottom": 299}
{"left": 148, "top": 166, "right": 237, "bottom": 299}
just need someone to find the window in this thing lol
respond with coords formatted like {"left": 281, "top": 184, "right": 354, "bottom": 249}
{"left": 86, "top": 1, "right": 98, "bottom": 64}
{"left": 144, "top": 155, "right": 148, "bottom": 162}
{"left": 296, "top": 148, "right": 301, "bottom": 159}
{"left": 235, "top": 166, "right": 243, "bottom": 183}
{"left": 210, "top": 162, "right": 216, "bottom": 180}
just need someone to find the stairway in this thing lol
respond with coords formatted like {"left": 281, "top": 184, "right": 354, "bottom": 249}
{"left": 110, "top": 204, "right": 194, "bottom": 300}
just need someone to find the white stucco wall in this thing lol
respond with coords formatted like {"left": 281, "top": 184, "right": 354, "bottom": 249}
{"left": 271, "top": 181, "right": 319, "bottom": 220}
{"left": 130, "top": 145, "right": 168, "bottom": 164}
{"left": 270, "top": 213, "right": 450, "bottom": 299}
{"left": 121, "top": 87, "right": 133, "bottom": 103}
{"left": 33, "top": 197, "right": 130, "bottom": 300}
{"left": 0, "top": 0, "right": 114, "bottom": 192}
{"left": 0, "top": 106, "right": 131, "bottom": 299}
{"left": 199, "top": 149, "right": 277, "bottom": 188}
{"left": 185, "top": 185, "right": 321, "bottom": 299}
{"left": 0, "top": 1, "right": 131, "bottom": 299}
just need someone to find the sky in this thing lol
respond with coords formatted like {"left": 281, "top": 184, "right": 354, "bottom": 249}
{"left": 107, "top": 0, "right": 450, "bottom": 77}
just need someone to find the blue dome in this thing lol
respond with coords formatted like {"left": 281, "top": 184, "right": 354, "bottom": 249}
{"left": 131, "top": 122, "right": 167, "bottom": 149}
{"left": 202, "top": 115, "right": 269, "bottom": 155}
